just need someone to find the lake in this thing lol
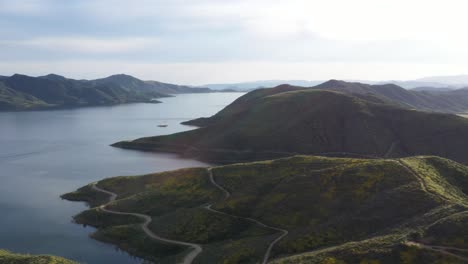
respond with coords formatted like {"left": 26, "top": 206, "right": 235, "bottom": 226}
{"left": 0, "top": 92, "right": 243, "bottom": 263}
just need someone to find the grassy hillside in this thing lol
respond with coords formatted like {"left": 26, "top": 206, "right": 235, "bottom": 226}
{"left": 114, "top": 87, "right": 468, "bottom": 164}
{"left": 0, "top": 249, "right": 76, "bottom": 264}
{"left": 0, "top": 82, "right": 49, "bottom": 110}
{"left": 63, "top": 155, "right": 468, "bottom": 263}
{"left": 63, "top": 167, "right": 275, "bottom": 263}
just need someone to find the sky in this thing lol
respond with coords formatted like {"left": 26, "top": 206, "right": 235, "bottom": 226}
{"left": 1, "top": 0, "right": 468, "bottom": 85}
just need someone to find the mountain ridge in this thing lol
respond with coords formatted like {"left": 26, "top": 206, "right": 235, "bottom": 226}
{"left": 0, "top": 73, "right": 216, "bottom": 111}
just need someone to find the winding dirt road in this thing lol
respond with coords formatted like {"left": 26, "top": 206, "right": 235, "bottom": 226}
{"left": 92, "top": 168, "right": 289, "bottom": 264}
{"left": 206, "top": 168, "right": 289, "bottom": 264}
{"left": 91, "top": 183, "right": 202, "bottom": 264}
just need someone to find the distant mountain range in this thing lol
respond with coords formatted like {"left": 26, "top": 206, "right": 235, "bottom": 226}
{"left": 203, "top": 74, "right": 468, "bottom": 91}
{"left": 114, "top": 80, "right": 468, "bottom": 164}
{"left": 312, "top": 80, "right": 468, "bottom": 113}
{"left": 0, "top": 73, "right": 215, "bottom": 111}
{"left": 203, "top": 80, "right": 324, "bottom": 91}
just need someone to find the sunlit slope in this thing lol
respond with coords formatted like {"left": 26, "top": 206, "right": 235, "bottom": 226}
{"left": 64, "top": 155, "right": 468, "bottom": 263}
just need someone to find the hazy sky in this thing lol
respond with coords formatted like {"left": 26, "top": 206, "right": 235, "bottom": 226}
{"left": 1, "top": 0, "right": 468, "bottom": 84}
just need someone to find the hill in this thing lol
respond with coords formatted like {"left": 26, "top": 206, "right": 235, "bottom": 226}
{"left": 62, "top": 155, "right": 468, "bottom": 263}
{"left": 414, "top": 74, "right": 468, "bottom": 87}
{"left": 0, "top": 73, "right": 214, "bottom": 111}
{"left": 0, "top": 249, "right": 76, "bottom": 264}
{"left": 145, "top": 80, "right": 212, "bottom": 94}
{"left": 205, "top": 79, "right": 468, "bottom": 112}
{"left": 113, "top": 86, "right": 468, "bottom": 164}
{"left": 0, "top": 81, "right": 49, "bottom": 110}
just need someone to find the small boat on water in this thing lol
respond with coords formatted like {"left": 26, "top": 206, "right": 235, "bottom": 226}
{"left": 158, "top": 124, "right": 168, "bottom": 127}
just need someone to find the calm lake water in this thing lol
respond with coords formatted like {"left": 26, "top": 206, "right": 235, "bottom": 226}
{"left": 0, "top": 93, "right": 243, "bottom": 263}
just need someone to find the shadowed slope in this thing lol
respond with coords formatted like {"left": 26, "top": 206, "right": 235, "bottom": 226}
{"left": 114, "top": 88, "right": 468, "bottom": 164}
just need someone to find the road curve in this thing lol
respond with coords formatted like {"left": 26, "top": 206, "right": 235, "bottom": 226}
{"left": 206, "top": 168, "right": 289, "bottom": 264}
{"left": 91, "top": 183, "right": 202, "bottom": 264}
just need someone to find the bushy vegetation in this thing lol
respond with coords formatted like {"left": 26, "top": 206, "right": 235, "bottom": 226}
{"left": 91, "top": 225, "right": 185, "bottom": 263}
{"left": 148, "top": 207, "right": 272, "bottom": 243}
{"left": 60, "top": 184, "right": 110, "bottom": 208}
{"left": 0, "top": 249, "right": 76, "bottom": 264}
{"left": 272, "top": 235, "right": 467, "bottom": 264}
{"left": 211, "top": 156, "right": 448, "bottom": 256}
{"left": 422, "top": 211, "right": 468, "bottom": 248}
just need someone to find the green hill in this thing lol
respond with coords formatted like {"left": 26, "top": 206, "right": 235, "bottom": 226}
{"left": 114, "top": 87, "right": 468, "bottom": 164}
{"left": 63, "top": 155, "right": 468, "bottom": 263}
{"left": 0, "top": 249, "right": 76, "bottom": 264}
{"left": 0, "top": 81, "right": 49, "bottom": 110}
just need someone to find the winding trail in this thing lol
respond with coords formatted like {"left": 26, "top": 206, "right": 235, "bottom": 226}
{"left": 406, "top": 242, "right": 468, "bottom": 262}
{"left": 397, "top": 159, "right": 468, "bottom": 207}
{"left": 205, "top": 168, "right": 289, "bottom": 264}
{"left": 396, "top": 160, "right": 431, "bottom": 194}
{"left": 396, "top": 161, "right": 468, "bottom": 261}
{"left": 91, "top": 184, "right": 202, "bottom": 264}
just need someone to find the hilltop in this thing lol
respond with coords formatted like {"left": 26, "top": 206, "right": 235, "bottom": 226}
{"left": 114, "top": 84, "right": 468, "bottom": 164}
{"left": 0, "top": 73, "right": 214, "bottom": 111}
{"left": 0, "top": 249, "right": 76, "bottom": 264}
{"left": 63, "top": 155, "right": 468, "bottom": 263}
{"left": 205, "top": 79, "right": 468, "bottom": 113}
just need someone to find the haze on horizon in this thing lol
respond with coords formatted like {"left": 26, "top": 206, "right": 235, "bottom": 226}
{"left": 1, "top": 0, "right": 468, "bottom": 85}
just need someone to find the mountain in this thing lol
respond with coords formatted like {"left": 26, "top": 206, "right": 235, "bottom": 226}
{"left": 410, "top": 86, "right": 455, "bottom": 92}
{"left": 63, "top": 155, "right": 468, "bottom": 263}
{"left": 414, "top": 74, "right": 468, "bottom": 87}
{"left": 202, "top": 78, "right": 468, "bottom": 91}
{"left": 145, "top": 80, "right": 212, "bottom": 94}
{"left": 0, "top": 73, "right": 215, "bottom": 111}
{"left": 203, "top": 80, "right": 324, "bottom": 91}
{"left": 310, "top": 80, "right": 468, "bottom": 113}
{"left": 0, "top": 249, "right": 76, "bottom": 263}
{"left": 113, "top": 83, "right": 468, "bottom": 164}
{"left": 382, "top": 80, "right": 457, "bottom": 89}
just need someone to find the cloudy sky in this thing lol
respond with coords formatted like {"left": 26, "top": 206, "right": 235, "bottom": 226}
{"left": 1, "top": 0, "right": 468, "bottom": 85}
